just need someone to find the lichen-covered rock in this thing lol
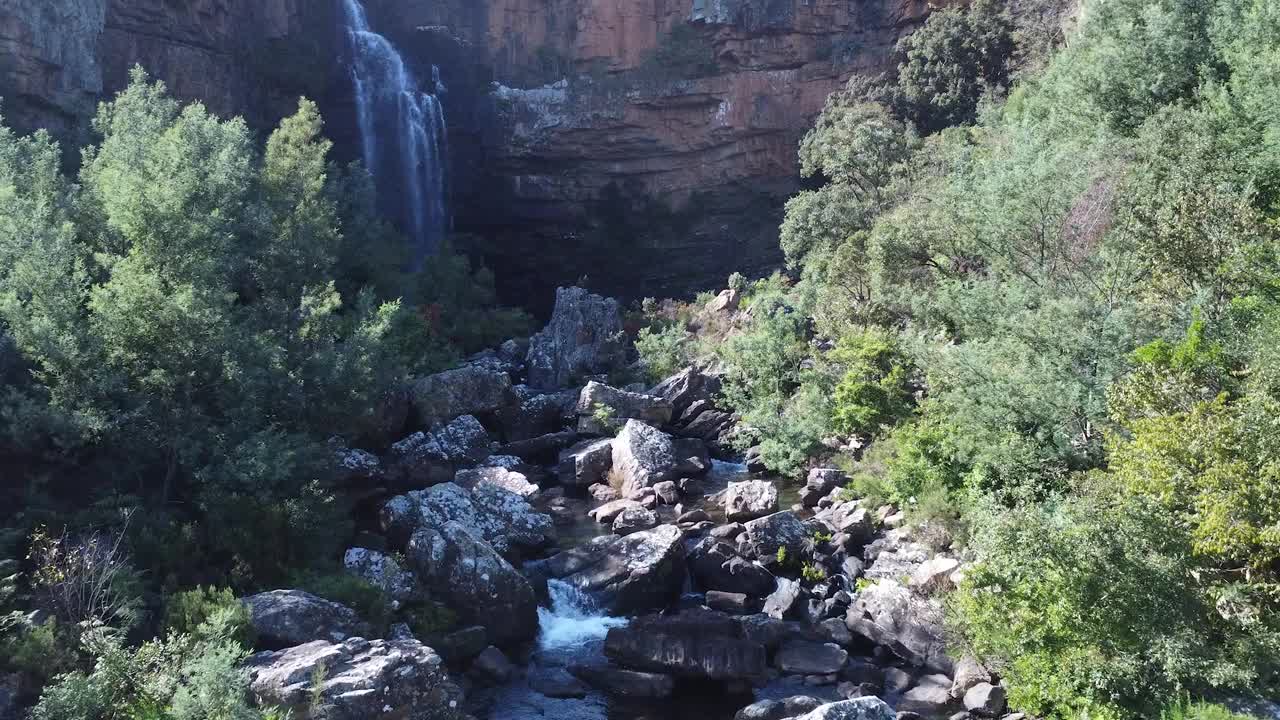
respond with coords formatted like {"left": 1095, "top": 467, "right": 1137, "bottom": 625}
{"left": 845, "top": 580, "right": 952, "bottom": 674}
{"left": 411, "top": 363, "right": 515, "bottom": 425}
{"left": 735, "top": 695, "right": 824, "bottom": 720}
{"left": 725, "top": 480, "right": 780, "bottom": 522}
{"left": 494, "top": 387, "right": 578, "bottom": 442}
{"left": 611, "top": 419, "right": 679, "bottom": 495}
{"left": 791, "top": 697, "right": 898, "bottom": 720}
{"left": 526, "top": 287, "right": 625, "bottom": 390}
{"left": 650, "top": 367, "right": 723, "bottom": 424}
{"left": 689, "top": 537, "right": 776, "bottom": 597}
{"left": 740, "top": 511, "right": 810, "bottom": 560}
{"left": 245, "top": 637, "right": 463, "bottom": 720}
{"left": 381, "top": 482, "right": 554, "bottom": 556}
{"left": 387, "top": 415, "right": 495, "bottom": 485}
{"left": 332, "top": 445, "right": 383, "bottom": 484}
{"left": 343, "top": 548, "right": 416, "bottom": 604}
{"left": 241, "top": 590, "right": 370, "bottom": 649}
{"left": 576, "top": 381, "right": 673, "bottom": 434}
{"left": 613, "top": 506, "right": 659, "bottom": 535}
{"left": 558, "top": 438, "right": 614, "bottom": 487}
{"left": 814, "top": 501, "right": 875, "bottom": 548}
{"left": 542, "top": 524, "right": 687, "bottom": 613}
{"left": 454, "top": 466, "right": 540, "bottom": 499}
{"left": 407, "top": 521, "right": 539, "bottom": 645}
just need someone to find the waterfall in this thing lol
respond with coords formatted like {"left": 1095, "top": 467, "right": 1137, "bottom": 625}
{"left": 537, "top": 580, "right": 628, "bottom": 652}
{"left": 340, "top": 0, "right": 449, "bottom": 269}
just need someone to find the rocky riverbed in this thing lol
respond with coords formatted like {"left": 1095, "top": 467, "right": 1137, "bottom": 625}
{"left": 239, "top": 287, "right": 1011, "bottom": 720}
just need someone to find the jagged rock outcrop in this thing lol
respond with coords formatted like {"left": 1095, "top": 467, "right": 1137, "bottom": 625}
{"left": 525, "top": 286, "right": 626, "bottom": 389}
{"left": 343, "top": 548, "right": 416, "bottom": 604}
{"left": 410, "top": 362, "right": 515, "bottom": 426}
{"left": 245, "top": 637, "right": 464, "bottom": 720}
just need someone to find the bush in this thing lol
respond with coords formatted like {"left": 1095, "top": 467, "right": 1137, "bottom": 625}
{"left": 635, "top": 322, "right": 690, "bottom": 383}
{"left": 0, "top": 614, "right": 79, "bottom": 683}
{"left": 828, "top": 328, "right": 913, "bottom": 437}
{"left": 288, "top": 571, "right": 392, "bottom": 634}
{"left": 163, "top": 587, "right": 254, "bottom": 647}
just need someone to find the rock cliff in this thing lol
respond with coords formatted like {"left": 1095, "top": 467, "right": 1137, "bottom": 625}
{"left": 0, "top": 0, "right": 958, "bottom": 311}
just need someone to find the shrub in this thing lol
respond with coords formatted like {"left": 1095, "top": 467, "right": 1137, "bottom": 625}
{"left": 635, "top": 322, "right": 689, "bottom": 382}
{"left": 163, "top": 587, "right": 254, "bottom": 647}
{"left": 28, "top": 522, "right": 142, "bottom": 629}
{"left": 0, "top": 614, "right": 79, "bottom": 683}
{"left": 828, "top": 328, "right": 913, "bottom": 437}
{"left": 288, "top": 571, "right": 391, "bottom": 633}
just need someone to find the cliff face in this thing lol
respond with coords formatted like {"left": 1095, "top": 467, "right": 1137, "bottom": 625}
{"left": 0, "top": 0, "right": 953, "bottom": 311}
{"left": 366, "top": 0, "right": 957, "bottom": 310}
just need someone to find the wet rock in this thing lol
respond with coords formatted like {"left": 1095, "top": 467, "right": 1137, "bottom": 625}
{"left": 764, "top": 577, "right": 804, "bottom": 620}
{"left": 736, "top": 695, "right": 824, "bottom": 720}
{"left": 245, "top": 637, "right": 463, "bottom": 720}
{"left": 613, "top": 506, "right": 659, "bottom": 535}
{"left": 569, "top": 665, "right": 674, "bottom": 698}
{"left": 690, "top": 537, "right": 777, "bottom": 596}
{"left": 558, "top": 438, "right": 614, "bottom": 487}
{"left": 706, "top": 590, "right": 755, "bottom": 614}
{"left": 740, "top": 511, "right": 811, "bottom": 560}
{"left": 576, "top": 381, "right": 672, "bottom": 434}
{"left": 411, "top": 363, "right": 514, "bottom": 426}
{"left": 470, "top": 645, "right": 516, "bottom": 685}
{"left": 775, "top": 640, "right": 849, "bottom": 675}
{"left": 589, "top": 498, "right": 644, "bottom": 524}
{"left": 604, "top": 610, "right": 767, "bottom": 680}
{"left": 407, "top": 521, "right": 538, "bottom": 645}
{"left": 793, "top": 697, "right": 898, "bottom": 720}
{"left": 241, "top": 590, "right": 370, "bottom": 649}
{"left": 725, "top": 480, "right": 780, "bottom": 522}
{"left": 542, "top": 524, "right": 687, "bottom": 613}
{"left": 963, "top": 683, "right": 1006, "bottom": 717}
{"left": 530, "top": 668, "right": 589, "bottom": 698}
{"left": 454, "top": 465, "right": 540, "bottom": 499}
{"left": 526, "top": 287, "right": 626, "bottom": 390}
{"left": 342, "top": 548, "right": 415, "bottom": 604}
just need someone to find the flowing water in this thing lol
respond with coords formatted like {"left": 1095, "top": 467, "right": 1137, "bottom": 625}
{"left": 340, "top": 0, "right": 449, "bottom": 268}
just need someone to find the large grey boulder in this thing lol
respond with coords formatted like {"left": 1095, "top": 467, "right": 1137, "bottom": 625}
{"left": 774, "top": 640, "right": 848, "bottom": 675}
{"left": 387, "top": 415, "right": 494, "bottom": 485}
{"left": 689, "top": 537, "right": 776, "bottom": 596}
{"left": 381, "top": 481, "right": 554, "bottom": 556}
{"left": 576, "top": 381, "right": 672, "bottom": 435}
{"left": 245, "top": 637, "right": 463, "bottom": 720}
{"left": 454, "top": 466, "right": 540, "bottom": 499}
{"left": 542, "top": 524, "right": 687, "bottom": 613}
{"left": 603, "top": 609, "right": 767, "bottom": 681}
{"left": 845, "top": 580, "right": 952, "bottom": 674}
{"left": 725, "top": 480, "right": 780, "bottom": 522}
{"left": 407, "top": 521, "right": 538, "bottom": 645}
{"left": 790, "top": 697, "right": 897, "bottom": 720}
{"left": 763, "top": 578, "right": 804, "bottom": 620}
{"left": 803, "top": 468, "right": 846, "bottom": 507}
{"left": 613, "top": 506, "right": 659, "bottom": 535}
{"left": 494, "top": 387, "right": 577, "bottom": 441}
{"left": 740, "top": 511, "right": 811, "bottom": 560}
{"left": 611, "top": 420, "right": 678, "bottom": 495}
{"left": 241, "top": 590, "right": 370, "bottom": 649}
{"left": 526, "top": 287, "right": 626, "bottom": 390}
{"left": 814, "top": 500, "right": 875, "bottom": 548}
{"left": 411, "top": 363, "right": 514, "bottom": 425}
{"left": 342, "top": 548, "right": 416, "bottom": 604}
{"left": 557, "top": 438, "right": 614, "bottom": 487}
{"left": 735, "top": 696, "right": 824, "bottom": 720}
{"left": 899, "top": 673, "right": 955, "bottom": 715}
{"left": 651, "top": 366, "right": 723, "bottom": 424}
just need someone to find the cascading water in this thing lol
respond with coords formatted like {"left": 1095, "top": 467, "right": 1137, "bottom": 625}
{"left": 537, "top": 580, "right": 628, "bottom": 651}
{"left": 340, "top": 0, "right": 449, "bottom": 269}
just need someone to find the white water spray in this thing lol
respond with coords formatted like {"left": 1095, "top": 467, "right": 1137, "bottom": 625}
{"left": 538, "top": 580, "right": 628, "bottom": 652}
{"left": 340, "top": 0, "right": 449, "bottom": 268}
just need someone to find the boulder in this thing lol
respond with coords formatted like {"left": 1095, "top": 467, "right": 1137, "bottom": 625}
{"left": 381, "top": 482, "right": 554, "bottom": 555}
{"left": 241, "top": 590, "right": 370, "bottom": 649}
{"left": 909, "top": 556, "right": 962, "bottom": 594}
{"left": 411, "top": 363, "right": 514, "bottom": 425}
{"left": 576, "top": 381, "right": 672, "bottom": 434}
{"left": 407, "top": 521, "right": 539, "bottom": 645}
{"left": 650, "top": 367, "right": 723, "bottom": 422}
{"left": 387, "top": 415, "right": 494, "bottom": 485}
{"left": 672, "top": 437, "right": 712, "bottom": 475}
{"left": 333, "top": 446, "right": 382, "bottom": 485}
{"left": 736, "top": 696, "right": 825, "bottom": 720}
{"left": 342, "top": 548, "right": 415, "bottom": 604}
{"left": 542, "top": 524, "right": 687, "bottom": 613}
{"left": 498, "top": 430, "right": 579, "bottom": 462}
{"left": 736, "top": 614, "right": 805, "bottom": 652}
{"left": 678, "top": 409, "right": 737, "bottom": 448}
{"left": 818, "top": 618, "right": 853, "bottom": 647}
{"left": 706, "top": 288, "right": 741, "bottom": 313}
{"left": 725, "top": 480, "right": 780, "bottom": 522}
{"left": 900, "top": 674, "right": 955, "bottom": 715}
{"left": 689, "top": 537, "right": 776, "bottom": 596}
{"left": 494, "top": 388, "right": 577, "bottom": 442}
{"left": 557, "top": 438, "right": 614, "bottom": 487}
{"left": 529, "top": 668, "right": 589, "bottom": 699}
{"left": 435, "top": 625, "right": 488, "bottom": 664}
{"left": 245, "top": 638, "right": 463, "bottom": 720}
{"left": 471, "top": 645, "right": 516, "bottom": 685}
{"left": 845, "top": 580, "right": 952, "bottom": 674}
{"left": 589, "top": 498, "right": 644, "bottom": 524}
{"left": 814, "top": 501, "right": 875, "bottom": 548}
{"left": 775, "top": 640, "right": 849, "bottom": 675}
{"left": 804, "top": 469, "right": 847, "bottom": 507}
{"left": 963, "top": 683, "right": 1006, "bottom": 717}
{"left": 949, "top": 656, "right": 992, "bottom": 699}
{"left": 526, "top": 287, "right": 626, "bottom": 390}
{"left": 611, "top": 420, "right": 679, "bottom": 495}
{"left": 589, "top": 483, "right": 621, "bottom": 503}
{"left": 569, "top": 665, "right": 674, "bottom": 698}
{"left": 604, "top": 610, "right": 767, "bottom": 680}
{"left": 744, "top": 446, "right": 768, "bottom": 472}
{"left": 706, "top": 590, "right": 754, "bottom": 614}
{"left": 763, "top": 578, "right": 804, "bottom": 620}
{"left": 792, "top": 698, "right": 898, "bottom": 720}
{"left": 653, "top": 480, "right": 681, "bottom": 505}
{"left": 740, "top": 511, "right": 811, "bottom": 560}
{"left": 613, "top": 506, "right": 659, "bottom": 535}
{"left": 454, "top": 465, "right": 540, "bottom": 499}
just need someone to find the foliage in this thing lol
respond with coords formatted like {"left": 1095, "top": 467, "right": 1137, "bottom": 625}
{"left": 635, "top": 321, "right": 690, "bottom": 383}
{"left": 0, "top": 614, "right": 80, "bottom": 684}
{"left": 288, "top": 570, "right": 392, "bottom": 634}
{"left": 828, "top": 328, "right": 913, "bottom": 437}
{"left": 800, "top": 563, "right": 827, "bottom": 583}
{"left": 889, "top": 0, "right": 1015, "bottom": 133}
{"left": 163, "top": 586, "right": 254, "bottom": 648}
{"left": 28, "top": 522, "right": 142, "bottom": 629}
